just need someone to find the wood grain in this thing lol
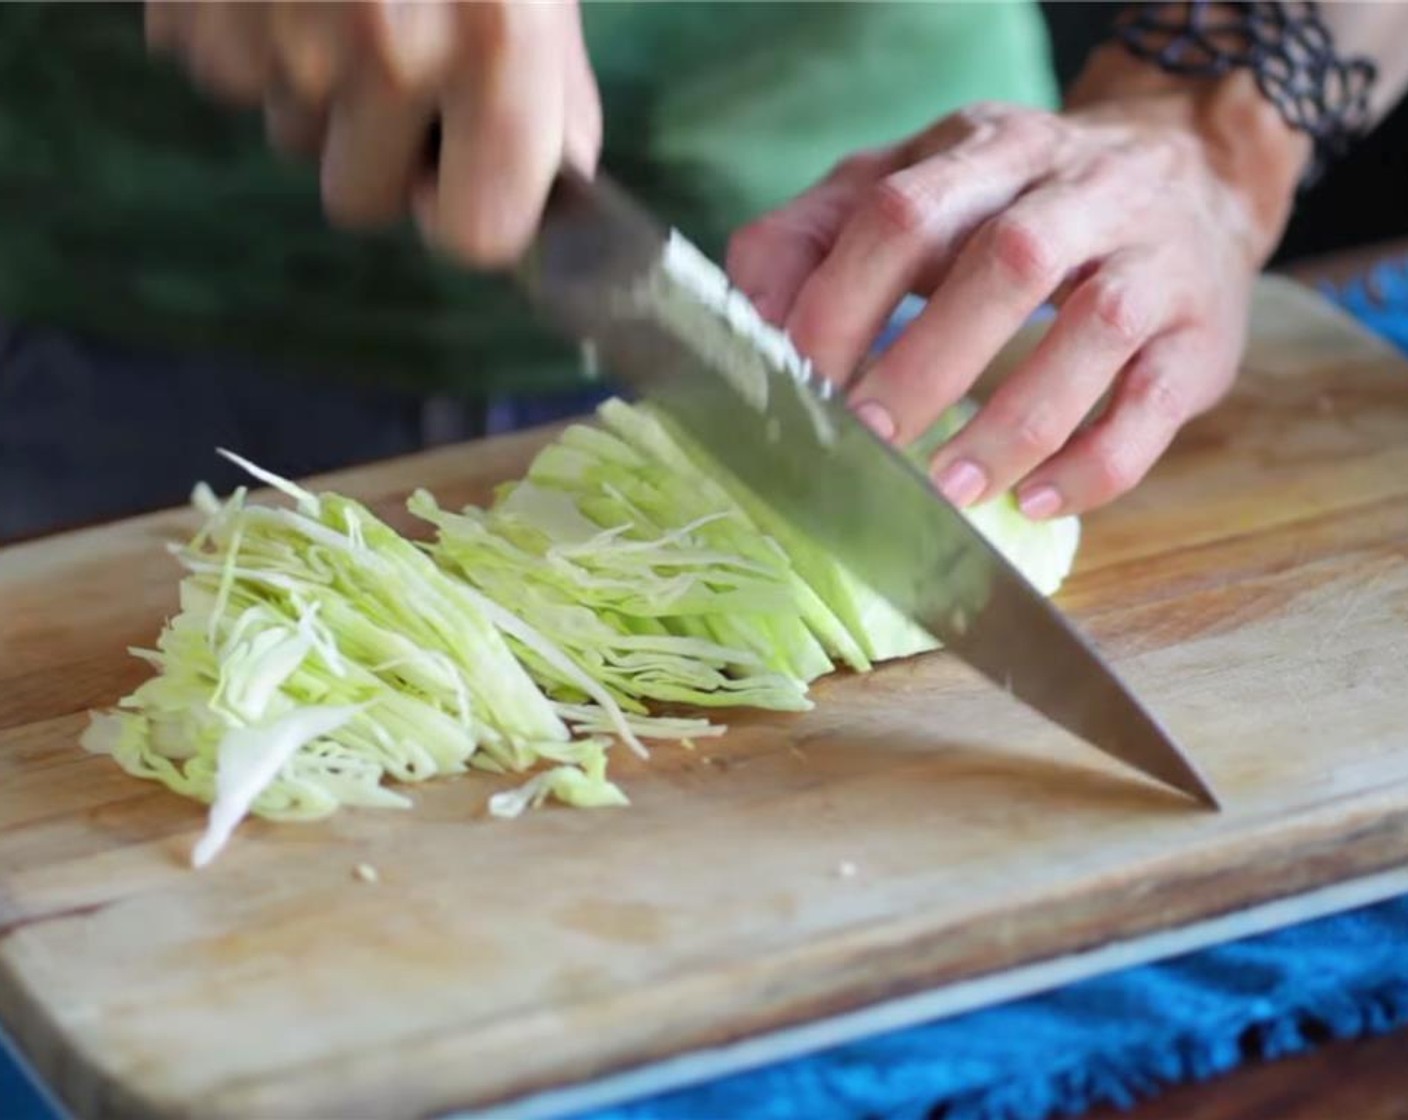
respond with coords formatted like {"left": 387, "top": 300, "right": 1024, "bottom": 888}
{"left": 3, "top": 277, "right": 1408, "bottom": 1120}
{"left": 1093, "top": 1026, "right": 1408, "bottom": 1120}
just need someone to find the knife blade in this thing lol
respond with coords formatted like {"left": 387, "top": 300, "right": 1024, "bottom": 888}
{"left": 514, "top": 167, "right": 1218, "bottom": 809}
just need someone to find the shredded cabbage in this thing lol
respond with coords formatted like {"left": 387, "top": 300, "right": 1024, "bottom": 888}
{"left": 85, "top": 460, "right": 650, "bottom": 866}
{"left": 85, "top": 397, "right": 1081, "bottom": 866}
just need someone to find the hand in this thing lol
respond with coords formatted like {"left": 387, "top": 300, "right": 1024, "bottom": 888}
{"left": 727, "top": 55, "right": 1309, "bottom": 518}
{"left": 145, "top": 0, "right": 602, "bottom": 266}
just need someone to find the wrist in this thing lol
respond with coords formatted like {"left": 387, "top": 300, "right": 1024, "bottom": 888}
{"left": 1066, "top": 39, "right": 1312, "bottom": 268}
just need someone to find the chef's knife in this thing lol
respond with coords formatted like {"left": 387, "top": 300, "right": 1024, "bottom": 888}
{"left": 512, "top": 166, "right": 1219, "bottom": 809}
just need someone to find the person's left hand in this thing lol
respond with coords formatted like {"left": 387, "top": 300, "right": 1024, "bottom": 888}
{"left": 726, "top": 74, "right": 1307, "bottom": 519}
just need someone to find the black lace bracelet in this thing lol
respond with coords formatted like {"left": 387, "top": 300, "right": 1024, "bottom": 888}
{"left": 1114, "top": 1, "right": 1377, "bottom": 186}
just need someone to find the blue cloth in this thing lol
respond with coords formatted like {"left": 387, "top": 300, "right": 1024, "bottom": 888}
{"left": 4, "top": 904, "right": 1407, "bottom": 1120}
{"left": 1315, "top": 257, "right": 1408, "bottom": 354}
{"left": 580, "top": 898, "right": 1408, "bottom": 1120}
{"left": 5, "top": 269, "right": 1408, "bottom": 1119}
{"left": 0, "top": 1035, "right": 52, "bottom": 1119}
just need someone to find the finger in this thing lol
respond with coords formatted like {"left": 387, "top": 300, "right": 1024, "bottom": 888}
{"left": 561, "top": 4, "right": 603, "bottom": 174}
{"left": 186, "top": 3, "right": 274, "bottom": 104}
{"left": 784, "top": 110, "right": 1061, "bottom": 387}
{"left": 321, "top": 81, "right": 434, "bottom": 227}
{"left": 415, "top": 3, "right": 567, "bottom": 267}
{"left": 145, "top": 1, "right": 187, "bottom": 53}
{"left": 265, "top": 84, "right": 329, "bottom": 159}
{"left": 1014, "top": 331, "right": 1222, "bottom": 517}
{"left": 269, "top": 1, "right": 352, "bottom": 104}
{"left": 725, "top": 154, "right": 889, "bottom": 326}
{"left": 925, "top": 249, "right": 1161, "bottom": 504}
{"left": 367, "top": 0, "right": 457, "bottom": 92}
{"left": 847, "top": 171, "right": 1146, "bottom": 460}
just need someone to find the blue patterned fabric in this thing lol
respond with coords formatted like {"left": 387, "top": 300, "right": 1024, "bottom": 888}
{"left": 4, "top": 268, "right": 1408, "bottom": 1118}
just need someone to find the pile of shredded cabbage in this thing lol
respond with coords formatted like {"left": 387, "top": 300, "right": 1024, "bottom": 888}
{"left": 82, "top": 398, "right": 1079, "bottom": 866}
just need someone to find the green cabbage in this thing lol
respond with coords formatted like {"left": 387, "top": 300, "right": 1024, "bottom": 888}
{"left": 84, "top": 399, "right": 1081, "bottom": 866}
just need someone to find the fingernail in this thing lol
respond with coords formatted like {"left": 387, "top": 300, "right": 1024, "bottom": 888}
{"left": 854, "top": 400, "right": 896, "bottom": 441}
{"left": 934, "top": 459, "right": 986, "bottom": 507}
{"left": 1018, "top": 484, "right": 1062, "bottom": 519}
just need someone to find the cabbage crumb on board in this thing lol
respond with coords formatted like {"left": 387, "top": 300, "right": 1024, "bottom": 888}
{"left": 82, "top": 399, "right": 1080, "bottom": 867}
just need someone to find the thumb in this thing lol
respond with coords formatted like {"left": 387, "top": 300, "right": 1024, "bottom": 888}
{"left": 561, "top": 4, "right": 602, "bottom": 174}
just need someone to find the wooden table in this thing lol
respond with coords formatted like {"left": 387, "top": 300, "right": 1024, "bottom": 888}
{"left": 1093, "top": 1028, "right": 1408, "bottom": 1120}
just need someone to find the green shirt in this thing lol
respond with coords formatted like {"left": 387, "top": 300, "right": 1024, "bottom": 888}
{"left": 0, "top": 2, "right": 1055, "bottom": 397}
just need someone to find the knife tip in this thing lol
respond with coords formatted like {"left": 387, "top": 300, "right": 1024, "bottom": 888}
{"left": 1191, "top": 776, "right": 1223, "bottom": 812}
{"left": 1164, "top": 752, "right": 1222, "bottom": 812}
{"left": 1190, "top": 780, "right": 1223, "bottom": 812}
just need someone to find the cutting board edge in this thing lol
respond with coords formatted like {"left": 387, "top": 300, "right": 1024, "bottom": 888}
{"left": 481, "top": 860, "right": 1408, "bottom": 1120}
{"left": 426, "top": 789, "right": 1408, "bottom": 1120}
{"left": 40, "top": 782, "right": 1408, "bottom": 1120}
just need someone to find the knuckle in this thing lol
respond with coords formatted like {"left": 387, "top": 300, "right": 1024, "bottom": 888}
{"left": 728, "top": 214, "right": 796, "bottom": 263}
{"left": 926, "top": 101, "right": 1024, "bottom": 152}
{"left": 992, "top": 400, "right": 1063, "bottom": 459}
{"left": 1085, "top": 275, "right": 1148, "bottom": 348}
{"left": 948, "top": 104, "right": 994, "bottom": 137}
{"left": 440, "top": 217, "right": 533, "bottom": 269}
{"left": 724, "top": 222, "right": 770, "bottom": 274}
{"left": 1126, "top": 364, "right": 1187, "bottom": 425}
{"left": 1088, "top": 444, "right": 1142, "bottom": 501}
{"left": 998, "top": 105, "right": 1043, "bottom": 135}
{"left": 955, "top": 100, "right": 1017, "bottom": 130}
{"left": 988, "top": 212, "right": 1058, "bottom": 288}
{"left": 282, "top": 43, "right": 335, "bottom": 101}
{"left": 1014, "top": 413, "right": 1062, "bottom": 458}
{"left": 867, "top": 174, "right": 935, "bottom": 239}
{"left": 750, "top": 207, "right": 835, "bottom": 267}
{"left": 1003, "top": 107, "right": 1061, "bottom": 150}
{"left": 460, "top": 0, "right": 511, "bottom": 53}
{"left": 829, "top": 147, "right": 886, "bottom": 185}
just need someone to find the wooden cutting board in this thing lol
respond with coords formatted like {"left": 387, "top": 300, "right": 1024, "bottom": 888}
{"left": 4, "top": 276, "right": 1408, "bottom": 1120}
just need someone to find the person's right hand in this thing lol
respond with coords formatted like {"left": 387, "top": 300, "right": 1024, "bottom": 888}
{"left": 145, "top": 0, "right": 602, "bottom": 267}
